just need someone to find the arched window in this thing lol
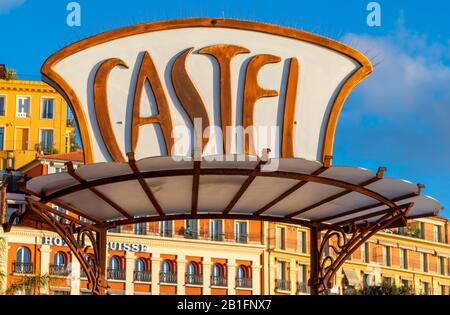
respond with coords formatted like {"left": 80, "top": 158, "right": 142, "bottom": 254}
{"left": 211, "top": 264, "right": 226, "bottom": 286}
{"left": 237, "top": 265, "right": 247, "bottom": 279}
{"left": 16, "top": 247, "right": 31, "bottom": 264}
{"left": 109, "top": 256, "right": 121, "bottom": 271}
{"left": 161, "top": 260, "right": 172, "bottom": 273}
{"left": 135, "top": 258, "right": 147, "bottom": 272}
{"left": 212, "top": 264, "right": 223, "bottom": 277}
{"left": 187, "top": 262, "right": 197, "bottom": 275}
{"left": 54, "top": 252, "right": 66, "bottom": 266}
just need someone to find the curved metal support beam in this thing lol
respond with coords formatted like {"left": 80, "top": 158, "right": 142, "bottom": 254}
{"left": 27, "top": 198, "right": 108, "bottom": 295}
{"left": 309, "top": 202, "right": 413, "bottom": 295}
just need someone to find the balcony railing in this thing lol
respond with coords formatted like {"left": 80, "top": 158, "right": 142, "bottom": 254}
{"left": 185, "top": 273, "right": 203, "bottom": 285}
{"left": 160, "top": 229, "right": 173, "bottom": 237}
{"left": 275, "top": 279, "right": 291, "bottom": 291}
{"left": 134, "top": 270, "right": 151, "bottom": 282}
{"left": 160, "top": 272, "right": 177, "bottom": 284}
{"left": 235, "top": 234, "right": 248, "bottom": 244}
{"left": 107, "top": 269, "right": 126, "bottom": 280}
{"left": 236, "top": 277, "right": 252, "bottom": 288}
{"left": 210, "top": 233, "right": 224, "bottom": 242}
{"left": 297, "top": 282, "right": 309, "bottom": 293}
{"left": 49, "top": 264, "right": 70, "bottom": 276}
{"left": 13, "top": 262, "right": 34, "bottom": 274}
{"left": 107, "top": 225, "right": 262, "bottom": 244}
{"left": 211, "top": 275, "right": 227, "bottom": 287}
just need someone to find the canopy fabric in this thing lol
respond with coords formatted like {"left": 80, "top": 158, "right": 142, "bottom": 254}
{"left": 25, "top": 155, "right": 442, "bottom": 226}
{"left": 343, "top": 268, "right": 360, "bottom": 286}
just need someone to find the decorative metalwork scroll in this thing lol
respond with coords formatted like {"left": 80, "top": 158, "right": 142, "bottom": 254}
{"left": 314, "top": 203, "right": 413, "bottom": 294}
{"left": 27, "top": 199, "right": 108, "bottom": 295}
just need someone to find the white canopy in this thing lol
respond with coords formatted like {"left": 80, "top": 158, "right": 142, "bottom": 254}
{"left": 25, "top": 155, "right": 442, "bottom": 227}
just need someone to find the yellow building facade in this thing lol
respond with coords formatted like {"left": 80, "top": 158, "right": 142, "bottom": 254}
{"left": 0, "top": 79, "right": 74, "bottom": 169}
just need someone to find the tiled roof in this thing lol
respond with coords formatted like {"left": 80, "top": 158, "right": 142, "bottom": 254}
{"left": 39, "top": 151, "right": 84, "bottom": 163}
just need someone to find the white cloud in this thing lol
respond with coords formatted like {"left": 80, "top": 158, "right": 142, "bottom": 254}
{"left": 335, "top": 16, "right": 450, "bottom": 171}
{"left": 0, "top": 0, "right": 25, "bottom": 14}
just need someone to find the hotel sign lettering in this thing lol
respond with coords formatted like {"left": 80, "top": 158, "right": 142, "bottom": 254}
{"left": 42, "top": 236, "right": 148, "bottom": 253}
{"left": 42, "top": 18, "right": 372, "bottom": 164}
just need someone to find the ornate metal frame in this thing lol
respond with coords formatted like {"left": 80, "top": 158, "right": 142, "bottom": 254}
{"left": 309, "top": 202, "right": 413, "bottom": 295}
{"left": 27, "top": 199, "right": 108, "bottom": 295}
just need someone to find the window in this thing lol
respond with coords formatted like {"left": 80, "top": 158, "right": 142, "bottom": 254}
{"left": 400, "top": 249, "right": 408, "bottom": 269}
{"left": 135, "top": 222, "right": 147, "bottom": 235}
{"left": 276, "top": 226, "right": 286, "bottom": 250}
{"left": 433, "top": 225, "right": 442, "bottom": 242}
{"left": 0, "top": 127, "right": 4, "bottom": 150}
{"left": 109, "top": 256, "right": 121, "bottom": 270}
{"left": 50, "top": 252, "right": 68, "bottom": 276}
{"left": 53, "top": 291, "right": 70, "bottom": 295}
{"left": 236, "top": 265, "right": 251, "bottom": 288}
{"left": 361, "top": 243, "right": 370, "bottom": 263}
{"left": 40, "top": 129, "right": 54, "bottom": 152}
{"left": 15, "top": 247, "right": 32, "bottom": 274}
{"left": 0, "top": 96, "right": 5, "bottom": 116}
{"left": 440, "top": 285, "right": 446, "bottom": 295}
{"left": 383, "top": 276, "right": 393, "bottom": 285}
{"left": 211, "top": 264, "right": 226, "bottom": 286}
{"left": 421, "top": 281, "right": 430, "bottom": 295}
{"left": 210, "top": 220, "right": 223, "bottom": 241}
{"left": 160, "top": 220, "right": 172, "bottom": 237}
{"left": 438, "top": 256, "right": 445, "bottom": 275}
{"left": 108, "top": 256, "right": 125, "bottom": 280}
{"left": 297, "top": 231, "right": 306, "bottom": 253}
{"left": 297, "top": 264, "right": 307, "bottom": 293}
{"left": 186, "top": 262, "right": 201, "bottom": 285}
{"left": 16, "top": 96, "right": 30, "bottom": 117}
{"left": 54, "top": 252, "right": 66, "bottom": 266}
{"left": 160, "top": 260, "right": 176, "bottom": 283}
{"left": 416, "top": 222, "right": 425, "bottom": 239}
{"left": 420, "top": 253, "right": 428, "bottom": 272}
{"left": 184, "top": 219, "right": 198, "bottom": 238}
{"left": 41, "top": 98, "right": 54, "bottom": 119}
{"left": 235, "top": 221, "right": 247, "bottom": 243}
{"left": 401, "top": 279, "right": 410, "bottom": 288}
{"left": 382, "top": 246, "right": 391, "bottom": 267}
{"left": 276, "top": 260, "right": 290, "bottom": 290}
{"left": 134, "top": 258, "right": 150, "bottom": 282}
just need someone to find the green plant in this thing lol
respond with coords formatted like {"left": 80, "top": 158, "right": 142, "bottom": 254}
{"left": 4, "top": 69, "right": 17, "bottom": 81}
{"left": 4, "top": 273, "right": 54, "bottom": 295}
{"left": 344, "top": 282, "right": 414, "bottom": 295}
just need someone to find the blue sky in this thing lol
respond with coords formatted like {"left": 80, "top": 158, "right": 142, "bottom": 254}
{"left": 0, "top": 0, "right": 449, "bottom": 216}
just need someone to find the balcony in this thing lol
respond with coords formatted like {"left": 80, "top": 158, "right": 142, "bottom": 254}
{"left": 297, "top": 282, "right": 309, "bottom": 294}
{"left": 16, "top": 112, "right": 30, "bottom": 118}
{"left": 134, "top": 270, "right": 151, "bottom": 282}
{"left": 275, "top": 279, "right": 291, "bottom": 291}
{"left": 160, "top": 229, "right": 173, "bottom": 238}
{"left": 185, "top": 273, "right": 203, "bottom": 285}
{"left": 236, "top": 277, "right": 252, "bottom": 288}
{"left": 107, "top": 269, "right": 126, "bottom": 281}
{"left": 49, "top": 264, "right": 70, "bottom": 276}
{"left": 235, "top": 234, "right": 248, "bottom": 244}
{"left": 210, "top": 233, "right": 224, "bottom": 242}
{"left": 160, "top": 272, "right": 177, "bottom": 284}
{"left": 211, "top": 275, "right": 227, "bottom": 287}
{"left": 13, "top": 262, "right": 34, "bottom": 274}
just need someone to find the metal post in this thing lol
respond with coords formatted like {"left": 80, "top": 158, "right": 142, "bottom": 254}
{"left": 309, "top": 226, "right": 320, "bottom": 295}
{"left": 97, "top": 228, "right": 107, "bottom": 295}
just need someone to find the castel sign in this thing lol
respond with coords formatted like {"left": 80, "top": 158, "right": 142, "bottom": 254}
{"left": 41, "top": 18, "right": 371, "bottom": 165}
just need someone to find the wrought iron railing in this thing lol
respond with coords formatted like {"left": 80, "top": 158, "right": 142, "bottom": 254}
{"left": 235, "top": 234, "right": 248, "bottom": 244}
{"left": 297, "top": 282, "right": 309, "bottom": 293}
{"left": 211, "top": 275, "right": 227, "bottom": 287}
{"left": 49, "top": 264, "right": 70, "bottom": 276}
{"left": 160, "top": 229, "right": 173, "bottom": 237}
{"left": 134, "top": 270, "right": 151, "bottom": 282}
{"left": 107, "top": 268, "right": 126, "bottom": 280}
{"left": 210, "top": 233, "right": 224, "bottom": 242}
{"left": 275, "top": 279, "right": 291, "bottom": 291}
{"left": 236, "top": 277, "right": 252, "bottom": 288}
{"left": 185, "top": 273, "right": 203, "bottom": 285}
{"left": 160, "top": 272, "right": 177, "bottom": 283}
{"left": 13, "top": 262, "right": 34, "bottom": 274}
